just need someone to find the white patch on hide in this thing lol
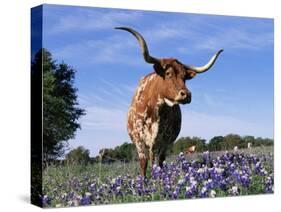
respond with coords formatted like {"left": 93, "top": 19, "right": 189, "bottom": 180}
{"left": 135, "top": 77, "right": 149, "bottom": 103}
{"left": 144, "top": 121, "right": 159, "bottom": 148}
{"left": 148, "top": 74, "right": 155, "bottom": 82}
{"left": 164, "top": 98, "right": 178, "bottom": 107}
{"left": 157, "top": 95, "right": 164, "bottom": 106}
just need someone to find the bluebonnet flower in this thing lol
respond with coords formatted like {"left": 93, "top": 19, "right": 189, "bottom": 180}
{"left": 115, "top": 186, "right": 123, "bottom": 196}
{"left": 115, "top": 175, "right": 123, "bottom": 185}
{"left": 260, "top": 168, "right": 268, "bottom": 176}
{"left": 229, "top": 163, "right": 236, "bottom": 172}
{"left": 177, "top": 152, "right": 185, "bottom": 162}
{"left": 240, "top": 174, "right": 251, "bottom": 187}
{"left": 181, "top": 159, "right": 190, "bottom": 172}
{"left": 42, "top": 194, "right": 51, "bottom": 207}
{"left": 204, "top": 179, "right": 214, "bottom": 190}
{"left": 200, "top": 186, "right": 208, "bottom": 198}
{"left": 254, "top": 161, "right": 262, "bottom": 174}
{"left": 172, "top": 190, "right": 179, "bottom": 199}
{"left": 265, "top": 175, "right": 274, "bottom": 193}
{"left": 80, "top": 195, "right": 91, "bottom": 205}
{"left": 88, "top": 182, "right": 96, "bottom": 192}
{"left": 185, "top": 186, "right": 193, "bottom": 198}
{"left": 171, "top": 184, "right": 181, "bottom": 199}
{"left": 136, "top": 175, "right": 144, "bottom": 195}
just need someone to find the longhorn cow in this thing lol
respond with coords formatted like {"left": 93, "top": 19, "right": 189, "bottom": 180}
{"left": 115, "top": 27, "right": 223, "bottom": 177}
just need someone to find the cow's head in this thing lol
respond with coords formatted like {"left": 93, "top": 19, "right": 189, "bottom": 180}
{"left": 115, "top": 27, "right": 223, "bottom": 107}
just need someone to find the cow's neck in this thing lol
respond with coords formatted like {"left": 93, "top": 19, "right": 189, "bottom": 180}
{"left": 136, "top": 72, "right": 176, "bottom": 122}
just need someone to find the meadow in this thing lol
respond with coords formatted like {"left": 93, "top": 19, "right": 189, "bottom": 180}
{"left": 42, "top": 146, "right": 274, "bottom": 208}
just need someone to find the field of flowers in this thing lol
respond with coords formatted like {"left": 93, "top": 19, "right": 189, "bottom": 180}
{"left": 42, "top": 146, "right": 274, "bottom": 208}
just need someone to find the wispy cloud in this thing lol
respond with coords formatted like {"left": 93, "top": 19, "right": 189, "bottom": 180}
{"left": 99, "top": 78, "right": 133, "bottom": 99}
{"left": 195, "top": 28, "right": 273, "bottom": 51}
{"left": 69, "top": 105, "right": 129, "bottom": 156}
{"left": 82, "top": 106, "right": 127, "bottom": 131}
{"left": 147, "top": 17, "right": 273, "bottom": 53}
{"left": 70, "top": 80, "right": 136, "bottom": 156}
{"left": 47, "top": 8, "right": 143, "bottom": 35}
{"left": 52, "top": 34, "right": 147, "bottom": 66}
{"left": 47, "top": 7, "right": 273, "bottom": 67}
{"left": 79, "top": 78, "right": 136, "bottom": 110}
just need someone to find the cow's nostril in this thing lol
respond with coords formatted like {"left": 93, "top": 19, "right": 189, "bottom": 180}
{"left": 180, "top": 90, "right": 186, "bottom": 97}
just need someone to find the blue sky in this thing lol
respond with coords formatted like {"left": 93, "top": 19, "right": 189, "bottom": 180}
{"left": 40, "top": 4, "right": 274, "bottom": 156}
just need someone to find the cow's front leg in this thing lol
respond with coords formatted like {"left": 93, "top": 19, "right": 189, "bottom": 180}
{"left": 136, "top": 142, "right": 148, "bottom": 177}
{"left": 158, "top": 150, "right": 166, "bottom": 168}
{"left": 139, "top": 152, "right": 148, "bottom": 177}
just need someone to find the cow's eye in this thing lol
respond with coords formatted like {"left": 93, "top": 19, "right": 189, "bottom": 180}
{"left": 165, "top": 70, "right": 173, "bottom": 78}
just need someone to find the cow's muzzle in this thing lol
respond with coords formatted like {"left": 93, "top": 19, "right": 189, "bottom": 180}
{"left": 176, "top": 89, "right": 191, "bottom": 104}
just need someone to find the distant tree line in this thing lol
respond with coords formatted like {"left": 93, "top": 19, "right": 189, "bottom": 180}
{"left": 169, "top": 134, "right": 273, "bottom": 155}
{"left": 64, "top": 134, "right": 273, "bottom": 165}
{"left": 92, "top": 142, "right": 138, "bottom": 163}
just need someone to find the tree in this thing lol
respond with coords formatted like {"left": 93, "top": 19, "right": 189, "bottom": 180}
{"left": 32, "top": 48, "right": 85, "bottom": 162}
{"left": 222, "top": 134, "right": 242, "bottom": 150}
{"left": 208, "top": 136, "right": 224, "bottom": 151}
{"left": 97, "top": 143, "right": 138, "bottom": 163}
{"left": 66, "top": 146, "right": 90, "bottom": 165}
{"left": 170, "top": 137, "right": 189, "bottom": 155}
{"left": 190, "top": 137, "right": 207, "bottom": 152}
{"left": 113, "top": 142, "right": 137, "bottom": 162}
{"left": 242, "top": 135, "right": 255, "bottom": 148}
{"left": 254, "top": 137, "right": 274, "bottom": 147}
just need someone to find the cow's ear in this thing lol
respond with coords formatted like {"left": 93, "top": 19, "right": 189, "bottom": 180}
{"left": 153, "top": 63, "right": 165, "bottom": 77}
{"left": 185, "top": 70, "right": 197, "bottom": 80}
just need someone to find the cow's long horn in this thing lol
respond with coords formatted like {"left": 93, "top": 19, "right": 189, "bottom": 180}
{"left": 184, "top": 49, "right": 223, "bottom": 73}
{"left": 115, "top": 27, "right": 160, "bottom": 64}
